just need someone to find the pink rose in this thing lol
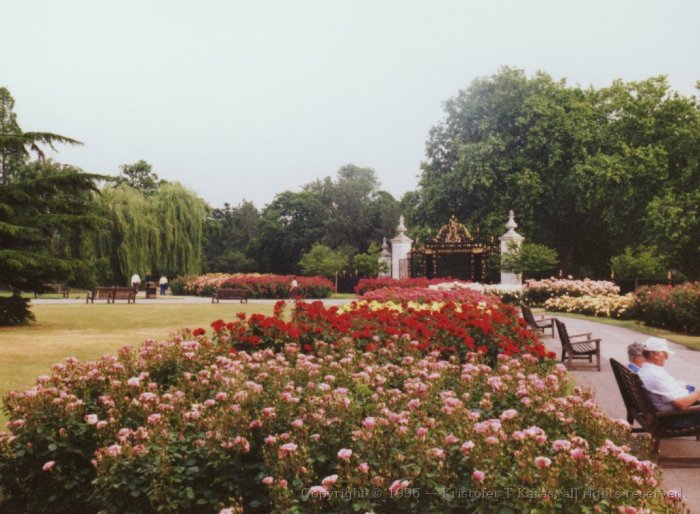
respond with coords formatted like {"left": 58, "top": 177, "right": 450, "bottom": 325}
{"left": 42, "top": 460, "right": 55, "bottom": 471}
{"left": 337, "top": 448, "right": 353, "bottom": 461}
{"left": 472, "top": 470, "right": 486, "bottom": 483}
{"left": 322, "top": 474, "right": 338, "bottom": 487}
{"left": 534, "top": 456, "right": 552, "bottom": 468}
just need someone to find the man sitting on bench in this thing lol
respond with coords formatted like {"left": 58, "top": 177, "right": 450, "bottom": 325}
{"left": 638, "top": 337, "right": 700, "bottom": 429}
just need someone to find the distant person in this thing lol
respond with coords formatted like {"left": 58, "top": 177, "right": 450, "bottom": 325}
{"left": 289, "top": 276, "right": 298, "bottom": 299}
{"left": 130, "top": 273, "right": 141, "bottom": 290}
{"left": 638, "top": 337, "right": 700, "bottom": 428}
{"left": 159, "top": 275, "right": 168, "bottom": 295}
{"left": 626, "top": 342, "right": 645, "bottom": 373}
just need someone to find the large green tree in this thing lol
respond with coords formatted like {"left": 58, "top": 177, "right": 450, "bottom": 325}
{"left": 0, "top": 88, "right": 103, "bottom": 296}
{"left": 96, "top": 179, "right": 208, "bottom": 284}
{"left": 203, "top": 201, "right": 260, "bottom": 273}
{"left": 414, "top": 68, "right": 700, "bottom": 278}
{"left": 0, "top": 88, "right": 82, "bottom": 184}
{"left": 249, "top": 165, "right": 400, "bottom": 274}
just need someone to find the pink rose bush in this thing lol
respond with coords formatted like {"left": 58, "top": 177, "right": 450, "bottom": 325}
{"left": 171, "top": 272, "right": 334, "bottom": 299}
{"left": 0, "top": 301, "right": 684, "bottom": 512}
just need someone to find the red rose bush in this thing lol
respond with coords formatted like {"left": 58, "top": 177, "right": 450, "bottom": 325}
{"left": 173, "top": 273, "right": 334, "bottom": 299}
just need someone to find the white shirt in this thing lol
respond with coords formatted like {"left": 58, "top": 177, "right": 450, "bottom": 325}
{"left": 638, "top": 362, "right": 689, "bottom": 412}
{"left": 159, "top": 276, "right": 168, "bottom": 285}
{"left": 130, "top": 274, "right": 141, "bottom": 285}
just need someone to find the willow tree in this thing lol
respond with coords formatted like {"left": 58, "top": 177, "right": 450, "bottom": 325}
{"left": 97, "top": 181, "right": 208, "bottom": 283}
{"left": 151, "top": 182, "right": 208, "bottom": 275}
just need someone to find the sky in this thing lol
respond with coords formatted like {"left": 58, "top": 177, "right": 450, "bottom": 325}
{"left": 2, "top": 0, "right": 699, "bottom": 209}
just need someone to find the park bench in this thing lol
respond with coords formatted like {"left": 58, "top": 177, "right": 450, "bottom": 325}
{"left": 520, "top": 303, "right": 555, "bottom": 337}
{"left": 86, "top": 287, "right": 136, "bottom": 304}
{"left": 554, "top": 318, "right": 601, "bottom": 371}
{"left": 610, "top": 358, "right": 700, "bottom": 460}
{"left": 34, "top": 283, "right": 70, "bottom": 298}
{"left": 212, "top": 287, "right": 248, "bottom": 303}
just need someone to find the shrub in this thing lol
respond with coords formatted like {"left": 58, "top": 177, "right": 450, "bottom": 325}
{"left": 544, "top": 294, "right": 635, "bottom": 319}
{"left": 523, "top": 278, "right": 620, "bottom": 306}
{"left": 174, "top": 273, "right": 334, "bottom": 299}
{"left": 631, "top": 282, "right": 700, "bottom": 335}
{"left": 0, "top": 293, "right": 34, "bottom": 326}
{"left": 0, "top": 304, "right": 680, "bottom": 512}
{"left": 354, "top": 277, "right": 460, "bottom": 295}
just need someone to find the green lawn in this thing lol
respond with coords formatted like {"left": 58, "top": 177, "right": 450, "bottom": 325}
{"left": 544, "top": 311, "right": 700, "bottom": 351}
{"left": 0, "top": 302, "right": 274, "bottom": 424}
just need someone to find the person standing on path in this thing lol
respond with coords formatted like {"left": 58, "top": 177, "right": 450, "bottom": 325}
{"left": 130, "top": 273, "right": 141, "bottom": 290}
{"left": 159, "top": 275, "right": 168, "bottom": 295}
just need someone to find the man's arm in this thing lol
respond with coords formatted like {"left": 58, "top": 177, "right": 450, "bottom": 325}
{"left": 671, "top": 389, "right": 700, "bottom": 410}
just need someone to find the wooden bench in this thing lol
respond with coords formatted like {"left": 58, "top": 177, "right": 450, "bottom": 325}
{"left": 34, "top": 283, "right": 70, "bottom": 298}
{"left": 520, "top": 303, "right": 555, "bottom": 337}
{"left": 212, "top": 287, "right": 248, "bottom": 303}
{"left": 86, "top": 287, "right": 136, "bottom": 304}
{"left": 610, "top": 358, "right": 700, "bottom": 458}
{"left": 554, "top": 318, "right": 601, "bottom": 371}
{"left": 113, "top": 287, "right": 137, "bottom": 303}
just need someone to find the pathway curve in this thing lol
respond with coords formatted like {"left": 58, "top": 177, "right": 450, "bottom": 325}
{"left": 541, "top": 316, "right": 700, "bottom": 513}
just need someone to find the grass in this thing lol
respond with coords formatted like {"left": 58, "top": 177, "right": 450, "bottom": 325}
{"left": 0, "top": 302, "right": 274, "bottom": 425}
{"left": 544, "top": 310, "right": 700, "bottom": 351}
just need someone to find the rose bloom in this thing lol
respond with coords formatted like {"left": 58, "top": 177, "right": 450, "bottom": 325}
{"left": 389, "top": 479, "right": 410, "bottom": 495}
{"left": 308, "top": 486, "right": 329, "bottom": 498}
{"left": 42, "top": 460, "right": 55, "bottom": 472}
{"left": 337, "top": 448, "right": 353, "bottom": 461}
{"left": 261, "top": 476, "right": 274, "bottom": 485}
{"left": 322, "top": 474, "right": 338, "bottom": 487}
{"left": 85, "top": 414, "right": 99, "bottom": 425}
{"left": 358, "top": 462, "right": 370, "bottom": 473}
{"left": 534, "top": 456, "right": 552, "bottom": 468}
{"left": 461, "top": 441, "right": 475, "bottom": 454}
{"left": 472, "top": 470, "right": 486, "bottom": 483}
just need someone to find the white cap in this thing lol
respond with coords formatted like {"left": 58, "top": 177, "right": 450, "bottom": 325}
{"left": 643, "top": 337, "right": 674, "bottom": 355}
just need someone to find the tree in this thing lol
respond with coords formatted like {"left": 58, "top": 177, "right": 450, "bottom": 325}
{"left": 0, "top": 88, "right": 82, "bottom": 184}
{"left": 203, "top": 201, "right": 260, "bottom": 273}
{"left": 352, "top": 241, "right": 387, "bottom": 277}
{"left": 0, "top": 88, "right": 103, "bottom": 304}
{"left": 415, "top": 68, "right": 700, "bottom": 278}
{"left": 298, "top": 243, "right": 348, "bottom": 278}
{"left": 610, "top": 246, "right": 666, "bottom": 286}
{"left": 116, "top": 160, "right": 162, "bottom": 195}
{"left": 95, "top": 181, "right": 208, "bottom": 283}
{"left": 500, "top": 242, "right": 559, "bottom": 279}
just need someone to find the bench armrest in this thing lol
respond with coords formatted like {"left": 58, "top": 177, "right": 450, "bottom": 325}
{"left": 570, "top": 332, "right": 592, "bottom": 340}
{"left": 655, "top": 404, "right": 700, "bottom": 418}
{"left": 570, "top": 338, "right": 600, "bottom": 349}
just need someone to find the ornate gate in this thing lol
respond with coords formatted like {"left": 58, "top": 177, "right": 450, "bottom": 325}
{"left": 408, "top": 216, "right": 498, "bottom": 282}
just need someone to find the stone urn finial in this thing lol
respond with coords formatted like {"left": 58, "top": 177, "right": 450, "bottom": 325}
{"left": 397, "top": 215, "right": 407, "bottom": 235}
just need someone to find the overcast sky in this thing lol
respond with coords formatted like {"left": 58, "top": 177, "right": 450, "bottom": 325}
{"left": 2, "top": 0, "right": 698, "bottom": 208}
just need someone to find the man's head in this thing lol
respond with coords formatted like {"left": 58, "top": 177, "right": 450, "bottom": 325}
{"left": 642, "top": 337, "right": 674, "bottom": 365}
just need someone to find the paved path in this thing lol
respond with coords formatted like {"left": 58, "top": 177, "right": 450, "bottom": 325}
{"left": 540, "top": 316, "right": 700, "bottom": 513}
{"left": 31, "top": 298, "right": 699, "bottom": 510}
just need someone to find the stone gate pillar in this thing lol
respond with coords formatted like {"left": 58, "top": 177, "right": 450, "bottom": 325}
{"left": 390, "top": 216, "right": 412, "bottom": 279}
{"left": 499, "top": 210, "right": 524, "bottom": 285}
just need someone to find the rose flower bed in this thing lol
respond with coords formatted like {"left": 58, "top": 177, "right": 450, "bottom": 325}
{"left": 359, "top": 283, "right": 522, "bottom": 305}
{"left": 544, "top": 294, "right": 635, "bottom": 319}
{"left": 523, "top": 279, "right": 620, "bottom": 307}
{"left": 171, "top": 273, "right": 334, "bottom": 299}
{"left": 631, "top": 282, "right": 700, "bottom": 335}
{"left": 0, "top": 301, "right": 684, "bottom": 513}
{"left": 355, "top": 277, "right": 458, "bottom": 295}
